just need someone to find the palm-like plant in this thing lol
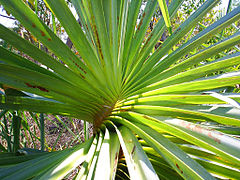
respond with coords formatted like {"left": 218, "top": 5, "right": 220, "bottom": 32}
{"left": 0, "top": 0, "right": 240, "bottom": 179}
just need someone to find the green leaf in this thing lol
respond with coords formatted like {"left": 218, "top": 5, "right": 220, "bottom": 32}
{"left": 1, "top": 0, "right": 240, "bottom": 178}
{"left": 74, "top": 134, "right": 99, "bottom": 180}
{"left": 12, "top": 114, "right": 21, "bottom": 152}
{"left": 0, "top": 0, "right": 90, "bottom": 77}
{"left": 147, "top": 31, "right": 240, "bottom": 86}
{"left": 157, "top": 0, "right": 172, "bottom": 34}
{"left": 125, "top": 0, "right": 182, "bottom": 85}
{"left": 123, "top": 0, "right": 158, "bottom": 78}
{"left": 85, "top": 130, "right": 104, "bottom": 179}
{"left": 140, "top": 73, "right": 240, "bottom": 97}
{"left": 0, "top": 95, "right": 91, "bottom": 120}
{"left": 115, "top": 112, "right": 240, "bottom": 165}
{"left": 144, "top": 51, "right": 240, "bottom": 92}
{"left": 123, "top": 1, "right": 240, "bottom": 96}
{"left": 108, "top": 122, "right": 159, "bottom": 180}
{"left": 111, "top": 116, "right": 215, "bottom": 179}
{"left": 93, "top": 126, "right": 112, "bottom": 179}
{"left": 115, "top": 104, "right": 240, "bottom": 126}
{"left": 109, "top": 130, "right": 120, "bottom": 180}
{"left": 0, "top": 46, "right": 59, "bottom": 79}
{"left": 0, "top": 64, "right": 103, "bottom": 107}
{"left": 195, "top": 159, "right": 240, "bottom": 180}
{"left": 37, "top": 137, "right": 93, "bottom": 180}
{"left": 120, "top": 94, "right": 240, "bottom": 107}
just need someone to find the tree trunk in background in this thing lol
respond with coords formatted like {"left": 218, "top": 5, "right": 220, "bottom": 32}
{"left": 65, "top": 19, "right": 82, "bottom": 49}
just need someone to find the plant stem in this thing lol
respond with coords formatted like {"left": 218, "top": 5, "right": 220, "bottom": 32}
{"left": 40, "top": 113, "right": 45, "bottom": 151}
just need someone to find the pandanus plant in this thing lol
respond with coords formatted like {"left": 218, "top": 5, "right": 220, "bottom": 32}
{"left": 0, "top": 0, "right": 240, "bottom": 179}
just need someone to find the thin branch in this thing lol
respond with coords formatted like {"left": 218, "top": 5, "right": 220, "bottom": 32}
{"left": 0, "top": 14, "right": 15, "bottom": 20}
